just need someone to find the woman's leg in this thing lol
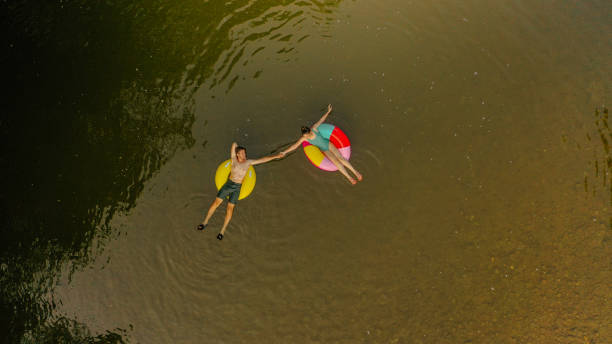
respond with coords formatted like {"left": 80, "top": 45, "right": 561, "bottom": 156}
{"left": 328, "top": 144, "right": 362, "bottom": 181}
{"left": 324, "top": 150, "right": 356, "bottom": 184}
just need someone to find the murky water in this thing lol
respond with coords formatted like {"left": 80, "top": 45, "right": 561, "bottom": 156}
{"left": 2, "top": 0, "right": 611, "bottom": 343}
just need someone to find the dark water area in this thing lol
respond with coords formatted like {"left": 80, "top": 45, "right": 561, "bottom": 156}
{"left": 1, "top": 0, "right": 611, "bottom": 343}
{"left": 1, "top": 0, "right": 339, "bottom": 342}
{"left": 0, "top": 2, "right": 192, "bottom": 342}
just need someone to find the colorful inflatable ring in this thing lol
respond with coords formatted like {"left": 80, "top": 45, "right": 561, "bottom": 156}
{"left": 301, "top": 123, "right": 351, "bottom": 171}
{"left": 214, "top": 159, "right": 256, "bottom": 200}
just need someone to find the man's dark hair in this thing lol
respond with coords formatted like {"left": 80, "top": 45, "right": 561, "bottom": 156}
{"left": 235, "top": 146, "right": 246, "bottom": 155}
{"left": 301, "top": 126, "right": 311, "bottom": 134}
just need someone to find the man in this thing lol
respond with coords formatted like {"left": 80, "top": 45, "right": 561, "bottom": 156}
{"left": 198, "top": 142, "right": 281, "bottom": 240}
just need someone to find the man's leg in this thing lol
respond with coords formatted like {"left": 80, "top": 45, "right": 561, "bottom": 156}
{"left": 200, "top": 197, "right": 223, "bottom": 228}
{"left": 219, "top": 203, "right": 235, "bottom": 237}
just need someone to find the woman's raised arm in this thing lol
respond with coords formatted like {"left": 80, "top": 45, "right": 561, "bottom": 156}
{"left": 312, "top": 104, "right": 332, "bottom": 130}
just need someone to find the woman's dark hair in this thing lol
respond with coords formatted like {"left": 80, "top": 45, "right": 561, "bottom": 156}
{"left": 301, "top": 126, "right": 311, "bottom": 134}
{"left": 235, "top": 146, "right": 247, "bottom": 155}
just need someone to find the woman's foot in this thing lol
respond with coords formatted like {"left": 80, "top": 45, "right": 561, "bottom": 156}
{"left": 356, "top": 172, "right": 363, "bottom": 181}
{"left": 348, "top": 177, "right": 357, "bottom": 185}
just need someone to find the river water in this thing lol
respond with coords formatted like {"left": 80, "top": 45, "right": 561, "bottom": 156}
{"left": 2, "top": 0, "right": 611, "bottom": 343}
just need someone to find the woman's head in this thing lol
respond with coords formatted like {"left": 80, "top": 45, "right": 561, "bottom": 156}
{"left": 301, "top": 126, "right": 311, "bottom": 134}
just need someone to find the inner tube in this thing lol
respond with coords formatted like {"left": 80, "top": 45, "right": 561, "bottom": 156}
{"left": 301, "top": 123, "right": 351, "bottom": 171}
{"left": 214, "top": 159, "right": 256, "bottom": 200}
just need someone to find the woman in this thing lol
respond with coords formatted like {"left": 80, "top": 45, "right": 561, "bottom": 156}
{"left": 280, "top": 104, "right": 363, "bottom": 184}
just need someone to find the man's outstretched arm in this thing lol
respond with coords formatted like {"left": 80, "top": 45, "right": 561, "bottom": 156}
{"left": 251, "top": 153, "right": 283, "bottom": 166}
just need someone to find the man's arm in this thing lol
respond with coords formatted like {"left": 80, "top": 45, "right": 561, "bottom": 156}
{"left": 230, "top": 142, "right": 237, "bottom": 161}
{"left": 250, "top": 153, "right": 283, "bottom": 166}
{"left": 312, "top": 104, "right": 332, "bottom": 130}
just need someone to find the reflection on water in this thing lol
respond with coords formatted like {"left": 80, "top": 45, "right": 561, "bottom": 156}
{"left": 0, "top": 0, "right": 337, "bottom": 342}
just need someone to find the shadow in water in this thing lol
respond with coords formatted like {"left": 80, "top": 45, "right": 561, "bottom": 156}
{"left": 585, "top": 107, "right": 611, "bottom": 228}
{"left": 0, "top": 0, "right": 342, "bottom": 342}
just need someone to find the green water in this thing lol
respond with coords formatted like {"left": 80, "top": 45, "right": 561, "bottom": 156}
{"left": 1, "top": 0, "right": 611, "bottom": 343}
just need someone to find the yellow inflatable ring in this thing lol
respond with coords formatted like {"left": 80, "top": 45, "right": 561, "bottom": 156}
{"left": 214, "top": 159, "right": 256, "bottom": 200}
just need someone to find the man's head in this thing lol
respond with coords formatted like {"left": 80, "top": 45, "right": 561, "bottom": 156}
{"left": 235, "top": 146, "right": 247, "bottom": 162}
{"left": 301, "top": 126, "right": 311, "bottom": 134}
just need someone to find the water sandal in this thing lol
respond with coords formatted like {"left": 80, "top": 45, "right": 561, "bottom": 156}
{"left": 217, "top": 233, "right": 224, "bottom": 240}
{"left": 197, "top": 224, "right": 207, "bottom": 231}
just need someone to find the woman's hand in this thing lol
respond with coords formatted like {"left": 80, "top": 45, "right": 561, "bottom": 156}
{"left": 327, "top": 104, "right": 332, "bottom": 113}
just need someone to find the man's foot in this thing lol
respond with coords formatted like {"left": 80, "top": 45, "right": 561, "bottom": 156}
{"left": 217, "top": 233, "right": 224, "bottom": 240}
{"left": 197, "top": 224, "right": 207, "bottom": 231}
